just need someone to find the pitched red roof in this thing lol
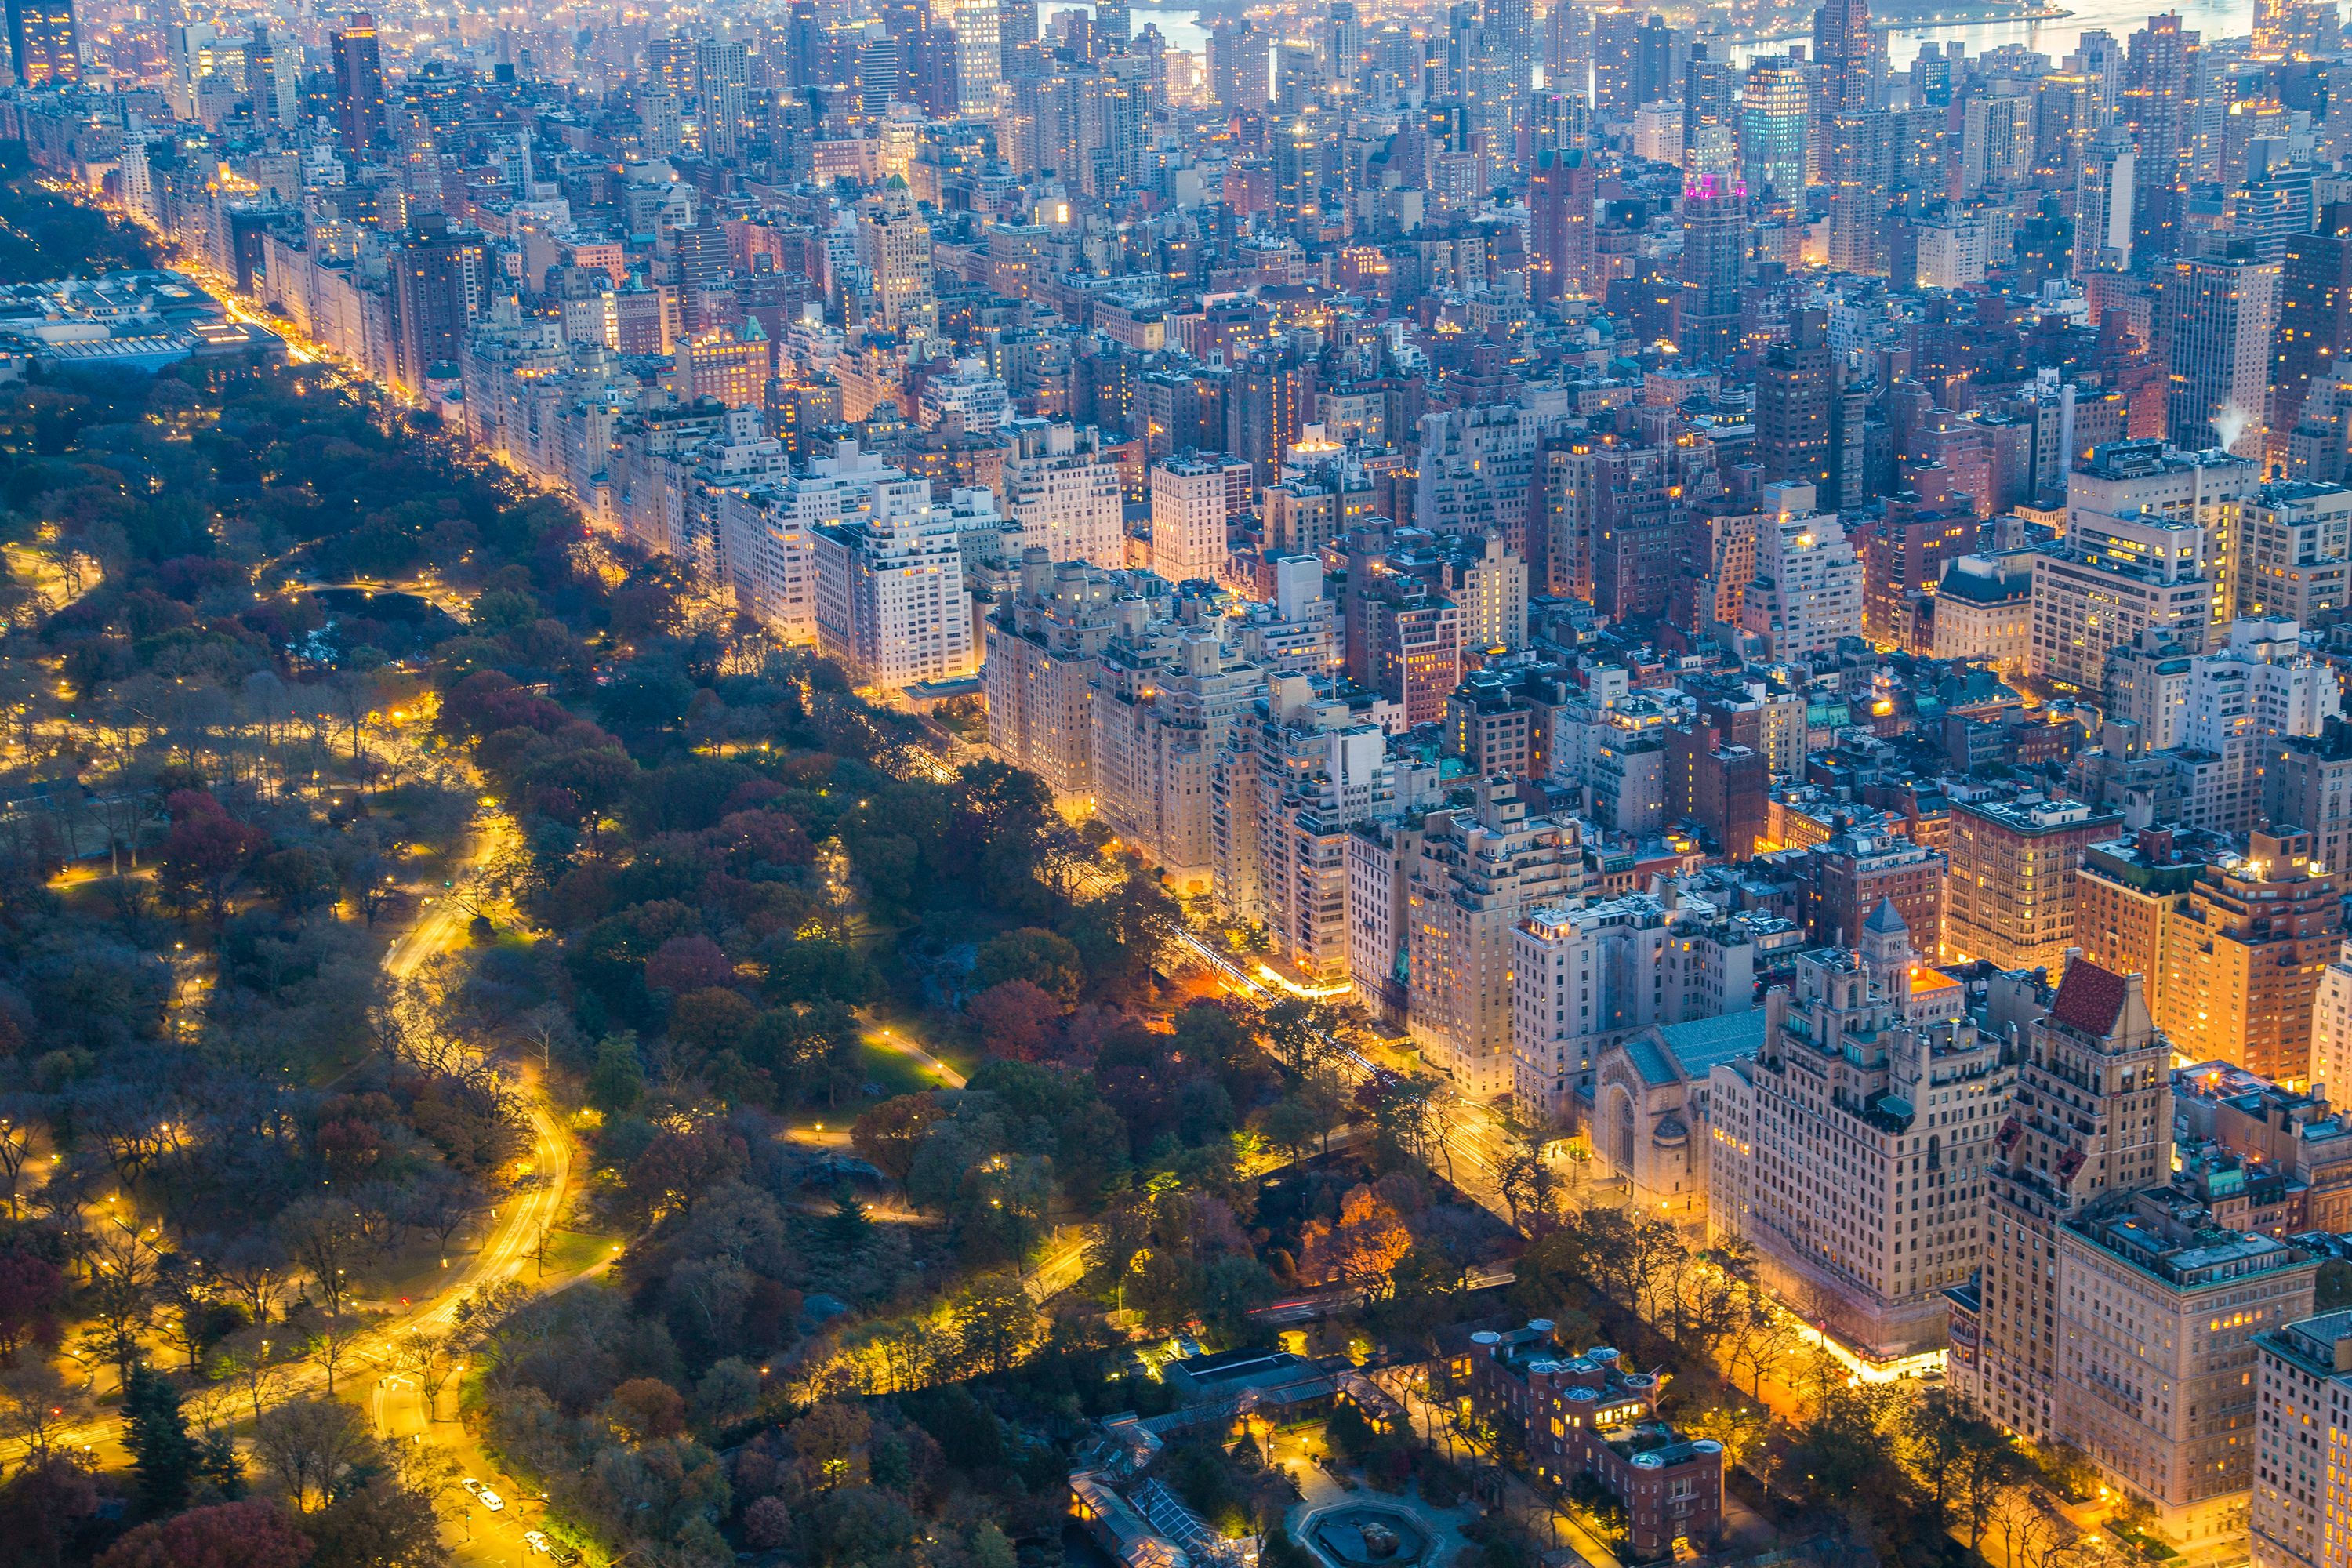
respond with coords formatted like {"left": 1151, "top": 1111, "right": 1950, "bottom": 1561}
{"left": 2050, "top": 959, "right": 2129, "bottom": 1037}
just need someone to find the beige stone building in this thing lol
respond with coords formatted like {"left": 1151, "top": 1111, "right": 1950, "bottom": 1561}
{"left": 1583, "top": 1011, "right": 1767, "bottom": 1229}
{"left": 1942, "top": 796, "right": 2123, "bottom": 973}
{"left": 2057, "top": 1193, "right": 2314, "bottom": 1546}
{"left": 2252, "top": 1310, "right": 2352, "bottom": 1568}
{"left": 1406, "top": 778, "right": 1585, "bottom": 1101}
{"left": 1962, "top": 960, "right": 2174, "bottom": 1442}
{"left": 1705, "top": 902, "right": 2009, "bottom": 1359}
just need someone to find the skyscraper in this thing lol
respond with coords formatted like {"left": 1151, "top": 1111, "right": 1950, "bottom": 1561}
{"left": 2126, "top": 13, "right": 2198, "bottom": 261}
{"left": 1682, "top": 43, "right": 1738, "bottom": 165}
{"left": 783, "top": 0, "right": 821, "bottom": 89}
{"left": 1327, "top": 2, "right": 1363, "bottom": 91}
{"left": 332, "top": 13, "right": 388, "bottom": 154}
{"left": 1529, "top": 147, "right": 1595, "bottom": 302}
{"left": 2073, "top": 122, "right": 2136, "bottom": 278}
{"left": 1591, "top": 6, "right": 1642, "bottom": 121}
{"left": 2268, "top": 206, "right": 2352, "bottom": 469}
{"left": 999, "top": 0, "right": 1038, "bottom": 75}
{"left": 1207, "top": 18, "right": 1269, "bottom": 111}
{"left": 2163, "top": 249, "right": 2282, "bottom": 459}
{"left": 1827, "top": 109, "right": 1894, "bottom": 274}
{"left": 1675, "top": 172, "right": 1743, "bottom": 364}
{"left": 858, "top": 26, "right": 902, "bottom": 113}
{"left": 5, "top": 0, "right": 77, "bottom": 89}
{"left": 387, "top": 216, "right": 487, "bottom": 400}
{"left": 1484, "top": 0, "right": 1534, "bottom": 100}
{"left": 1755, "top": 309, "right": 1833, "bottom": 489}
{"left": 1740, "top": 55, "right": 1809, "bottom": 210}
{"left": 1811, "top": 0, "right": 1881, "bottom": 118}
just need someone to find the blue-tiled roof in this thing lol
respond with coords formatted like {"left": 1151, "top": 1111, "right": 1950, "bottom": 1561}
{"left": 1624, "top": 1011, "right": 1769, "bottom": 1086}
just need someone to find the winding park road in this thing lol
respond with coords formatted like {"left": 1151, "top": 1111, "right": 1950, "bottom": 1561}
{"left": 7, "top": 814, "right": 590, "bottom": 1567}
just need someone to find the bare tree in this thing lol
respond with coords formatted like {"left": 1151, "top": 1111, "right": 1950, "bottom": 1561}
{"left": 198, "top": 1229, "right": 289, "bottom": 1328}
{"left": 209, "top": 1327, "right": 297, "bottom": 1421}
{"left": 274, "top": 1196, "right": 368, "bottom": 1314}
{"left": 292, "top": 1305, "right": 381, "bottom": 1396}
{"left": 389, "top": 1325, "right": 462, "bottom": 1421}
{"left": 254, "top": 1396, "right": 375, "bottom": 1512}
{"left": 0, "top": 1094, "right": 42, "bottom": 1220}
{"left": 0, "top": 1361, "right": 82, "bottom": 1462}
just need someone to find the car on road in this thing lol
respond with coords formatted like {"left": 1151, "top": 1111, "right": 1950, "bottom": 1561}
{"left": 460, "top": 1478, "right": 481, "bottom": 1496}
{"left": 523, "top": 1533, "right": 551, "bottom": 1555}
{"left": 478, "top": 1490, "right": 505, "bottom": 1512}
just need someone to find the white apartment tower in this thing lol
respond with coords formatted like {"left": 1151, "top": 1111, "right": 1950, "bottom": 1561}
{"left": 1406, "top": 778, "right": 1586, "bottom": 1101}
{"left": 811, "top": 471, "right": 977, "bottom": 690}
{"left": 1151, "top": 455, "right": 1249, "bottom": 586}
{"left": 1003, "top": 419, "right": 1127, "bottom": 568}
{"left": 1740, "top": 506, "right": 1864, "bottom": 659}
{"left": 1510, "top": 890, "right": 1759, "bottom": 1126}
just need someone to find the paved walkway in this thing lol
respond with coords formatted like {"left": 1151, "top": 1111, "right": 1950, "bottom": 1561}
{"left": 1269, "top": 1425, "right": 1481, "bottom": 1568}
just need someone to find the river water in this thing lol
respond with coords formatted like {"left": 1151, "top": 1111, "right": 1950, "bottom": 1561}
{"left": 1036, "top": 0, "right": 2257, "bottom": 82}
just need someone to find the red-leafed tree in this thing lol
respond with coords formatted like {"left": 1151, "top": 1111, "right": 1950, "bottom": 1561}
{"left": 96, "top": 1498, "right": 311, "bottom": 1568}
{"left": 158, "top": 792, "right": 268, "bottom": 926}
{"left": 0, "top": 1247, "right": 66, "bottom": 1363}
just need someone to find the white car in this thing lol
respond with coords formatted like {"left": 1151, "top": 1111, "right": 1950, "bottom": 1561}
{"left": 523, "top": 1533, "right": 552, "bottom": 1555}
{"left": 478, "top": 1490, "right": 505, "bottom": 1512}
{"left": 460, "top": 1478, "right": 482, "bottom": 1496}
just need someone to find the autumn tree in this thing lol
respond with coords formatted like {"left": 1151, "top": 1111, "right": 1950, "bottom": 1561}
{"left": 97, "top": 1499, "right": 310, "bottom": 1568}
{"left": 158, "top": 791, "right": 269, "bottom": 926}
{"left": 1298, "top": 1185, "right": 1414, "bottom": 1301}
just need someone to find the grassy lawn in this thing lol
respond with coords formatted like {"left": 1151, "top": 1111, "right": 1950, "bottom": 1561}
{"left": 539, "top": 1229, "right": 619, "bottom": 1277}
{"left": 859, "top": 1037, "right": 951, "bottom": 1099}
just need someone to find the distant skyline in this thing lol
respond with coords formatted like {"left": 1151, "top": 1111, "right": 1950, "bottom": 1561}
{"left": 1036, "top": 0, "right": 2260, "bottom": 80}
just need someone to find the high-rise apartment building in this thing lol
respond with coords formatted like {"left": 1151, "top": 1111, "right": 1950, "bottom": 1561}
{"left": 2049, "top": 1189, "right": 2314, "bottom": 1546}
{"left": 1512, "top": 889, "right": 1757, "bottom": 1126}
{"left": 2250, "top": 1309, "right": 2352, "bottom": 1568}
{"left": 811, "top": 470, "right": 978, "bottom": 691}
{"left": 1755, "top": 310, "right": 1833, "bottom": 491}
{"left": 1740, "top": 506, "right": 1864, "bottom": 659}
{"left": 1003, "top": 419, "right": 1125, "bottom": 569}
{"left": 1960, "top": 960, "right": 2176, "bottom": 1441}
{"left": 1094, "top": 628, "right": 1261, "bottom": 895}
{"left": 2126, "top": 13, "right": 2199, "bottom": 261}
{"left": 2164, "top": 251, "right": 2282, "bottom": 460}
{"left": 386, "top": 219, "right": 488, "bottom": 400}
{"left": 2075, "top": 124, "right": 2137, "bottom": 278}
{"left": 1207, "top": 18, "right": 1269, "bottom": 111}
{"left": 332, "top": 13, "right": 388, "bottom": 154}
{"left": 2076, "top": 828, "right": 2209, "bottom": 1020}
{"left": 1407, "top": 779, "right": 1584, "bottom": 1101}
{"left": 2238, "top": 484, "right": 2352, "bottom": 628}
{"left": 2031, "top": 439, "right": 2253, "bottom": 691}
{"left": 1149, "top": 455, "right": 1250, "bottom": 586}
{"left": 2159, "top": 830, "right": 2344, "bottom": 1087}
{"left": 2267, "top": 211, "right": 2352, "bottom": 468}
{"left": 2269, "top": 719, "right": 2352, "bottom": 873}
{"left": 5, "top": 0, "right": 76, "bottom": 88}
{"left": 1944, "top": 797, "right": 2124, "bottom": 973}
{"left": 2313, "top": 943, "right": 2352, "bottom": 1102}
{"left": 1529, "top": 148, "right": 1598, "bottom": 302}
{"left": 1708, "top": 905, "right": 2003, "bottom": 1358}
{"left": 984, "top": 551, "right": 1131, "bottom": 806}
{"left": 1212, "top": 673, "right": 1394, "bottom": 983}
